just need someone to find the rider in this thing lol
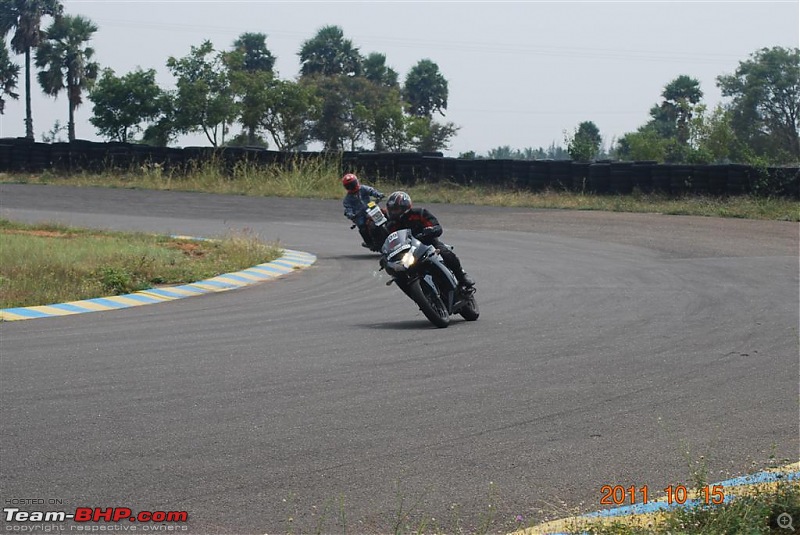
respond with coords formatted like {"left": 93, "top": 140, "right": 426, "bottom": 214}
{"left": 385, "top": 191, "right": 475, "bottom": 288}
{"left": 342, "top": 173, "right": 385, "bottom": 248}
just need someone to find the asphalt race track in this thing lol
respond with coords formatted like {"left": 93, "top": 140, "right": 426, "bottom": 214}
{"left": 1, "top": 184, "right": 798, "bottom": 534}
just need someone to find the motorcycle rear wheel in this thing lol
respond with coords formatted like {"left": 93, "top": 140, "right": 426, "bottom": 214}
{"left": 409, "top": 279, "right": 450, "bottom": 328}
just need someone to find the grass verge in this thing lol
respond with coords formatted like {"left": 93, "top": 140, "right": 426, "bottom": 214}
{"left": 538, "top": 477, "right": 800, "bottom": 535}
{"left": 2, "top": 157, "right": 798, "bottom": 221}
{"left": 519, "top": 459, "right": 800, "bottom": 535}
{"left": 0, "top": 219, "right": 282, "bottom": 309}
{"left": 271, "top": 468, "right": 799, "bottom": 534}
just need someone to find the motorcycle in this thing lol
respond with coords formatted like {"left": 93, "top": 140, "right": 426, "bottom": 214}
{"left": 379, "top": 229, "right": 479, "bottom": 328}
{"left": 350, "top": 201, "right": 389, "bottom": 252}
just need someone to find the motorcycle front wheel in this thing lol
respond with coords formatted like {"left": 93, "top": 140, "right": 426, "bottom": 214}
{"left": 409, "top": 278, "right": 450, "bottom": 328}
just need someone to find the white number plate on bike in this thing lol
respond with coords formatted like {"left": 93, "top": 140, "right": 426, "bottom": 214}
{"left": 367, "top": 205, "right": 387, "bottom": 226}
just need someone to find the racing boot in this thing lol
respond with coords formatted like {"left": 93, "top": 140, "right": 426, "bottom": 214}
{"left": 457, "top": 270, "right": 475, "bottom": 288}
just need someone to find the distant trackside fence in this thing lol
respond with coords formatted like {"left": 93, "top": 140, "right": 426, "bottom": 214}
{"left": 2, "top": 138, "right": 798, "bottom": 198}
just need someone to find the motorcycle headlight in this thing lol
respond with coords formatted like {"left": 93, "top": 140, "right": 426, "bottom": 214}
{"left": 401, "top": 250, "right": 416, "bottom": 268}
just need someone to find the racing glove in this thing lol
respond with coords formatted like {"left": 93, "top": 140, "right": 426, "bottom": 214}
{"left": 419, "top": 226, "right": 438, "bottom": 238}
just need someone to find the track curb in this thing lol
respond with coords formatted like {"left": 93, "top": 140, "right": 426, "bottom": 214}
{"left": 0, "top": 247, "right": 316, "bottom": 322}
{"left": 517, "top": 462, "right": 799, "bottom": 535}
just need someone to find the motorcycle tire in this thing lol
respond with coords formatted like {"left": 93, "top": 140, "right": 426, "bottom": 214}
{"left": 409, "top": 278, "right": 450, "bottom": 328}
{"left": 459, "top": 292, "right": 480, "bottom": 321}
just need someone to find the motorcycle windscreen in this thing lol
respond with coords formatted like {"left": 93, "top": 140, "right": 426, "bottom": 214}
{"left": 382, "top": 229, "right": 412, "bottom": 256}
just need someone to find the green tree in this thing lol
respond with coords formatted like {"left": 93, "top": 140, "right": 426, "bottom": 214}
{"left": 404, "top": 59, "right": 448, "bottom": 117}
{"left": 717, "top": 46, "right": 800, "bottom": 163}
{"left": 140, "top": 95, "right": 177, "bottom": 147}
{"left": 647, "top": 75, "right": 703, "bottom": 146}
{"left": 229, "top": 32, "right": 275, "bottom": 73}
{"left": 363, "top": 52, "right": 398, "bottom": 88}
{"left": 88, "top": 67, "right": 163, "bottom": 142}
{"left": 683, "top": 104, "right": 736, "bottom": 163}
{"left": 370, "top": 87, "right": 406, "bottom": 151}
{"left": 566, "top": 121, "right": 602, "bottom": 162}
{"left": 259, "top": 78, "right": 319, "bottom": 151}
{"left": 39, "top": 118, "right": 65, "bottom": 141}
{"left": 545, "top": 142, "right": 570, "bottom": 160}
{"left": 297, "top": 26, "right": 368, "bottom": 150}
{"left": 167, "top": 40, "right": 237, "bottom": 147}
{"left": 487, "top": 145, "right": 517, "bottom": 159}
{"left": 306, "top": 75, "right": 351, "bottom": 151}
{"left": 303, "top": 73, "right": 400, "bottom": 152}
{"left": 616, "top": 125, "right": 670, "bottom": 161}
{"left": 617, "top": 76, "right": 704, "bottom": 163}
{"left": 224, "top": 32, "right": 275, "bottom": 145}
{"left": 664, "top": 75, "right": 703, "bottom": 145}
{"left": 354, "top": 78, "right": 407, "bottom": 152}
{"left": 298, "top": 25, "right": 361, "bottom": 77}
{"left": 226, "top": 66, "right": 274, "bottom": 147}
{"left": 34, "top": 13, "right": 99, "bottom": 141}
{"left": 0, "top": 0, "right": 63, "bottom": 138}
{"left": 0, "top": 39, "right": 20, "bottom": 114}
{"left": 405, "top": 116, "right": 458, "bottom": 152}
{"left": 225, "top": 131, "right": 270, "bottom": 148}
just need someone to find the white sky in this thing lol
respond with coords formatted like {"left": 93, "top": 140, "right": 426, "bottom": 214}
{"left": 2, "top": 0, "right": 798, "bottom": 157}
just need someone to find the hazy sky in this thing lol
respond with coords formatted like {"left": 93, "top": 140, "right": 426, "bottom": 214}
{"left": 2, "top": 0, "right": 798, "bottom": 157}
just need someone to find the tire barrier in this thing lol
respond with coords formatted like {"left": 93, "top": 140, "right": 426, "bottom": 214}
{"left": 669, "top": 165, "right": 693, "bottom": 196}
{"left": 610, "top": 162, "right": 634, "bottom": 194}
{"left": 529, "top": 160, "right": 549, "bottom": 191}
{"left": 588, "top": 161, "right": 611, "bottom": 194}
{"left": 632, "top": 160, "right": 656, "bottom": 193}
{"left": 2, "top": 137, "right": 797, "bottom": 198}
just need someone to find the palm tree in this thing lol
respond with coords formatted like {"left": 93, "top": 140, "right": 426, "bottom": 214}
{"left": 298, "top": 25, "right": 361, "bottom": 77}
{"left": 404, "top": 59, "right": 449, "bottom": 118}
{"left": 363, "top": 52, "right": 399, "bottom": 88}
{"left": 0, "top": 40, "right": 20, "bottom": 114}
{"left": 230, "top": 32, "right": 275, "bottom": 73}
{"left": 0, "top": 0, "right": 63, "bottom": 138}
{"left": 35, "top": 13, "right": 99, "bottom": 141}
{"left": 225, "top": 32, "right": 276, "bottom": 145}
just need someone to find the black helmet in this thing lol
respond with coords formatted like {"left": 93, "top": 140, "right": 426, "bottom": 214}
{"left": 386, "top": 191, "right": 412, "bottom": 219}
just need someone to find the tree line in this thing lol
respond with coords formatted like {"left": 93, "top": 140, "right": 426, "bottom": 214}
{"left": 481, "top": 49, "right": 799, "bottom": 167}
{"left": 1, "top": 1, "right": 798, "bottom": 165}
{"left": 1, "top": 0, "right": 458, "bottom": 152}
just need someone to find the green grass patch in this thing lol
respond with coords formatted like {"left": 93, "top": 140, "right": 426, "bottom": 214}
{"left": 0, "top": 219, "right": 282, "bottom": 308}
{"left": 2, "top": 157, "right": 798, "bottom": 221}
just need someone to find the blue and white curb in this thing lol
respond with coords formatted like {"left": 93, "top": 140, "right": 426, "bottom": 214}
{"left": 0, "top": 249, "right": 316, "bottom": 322}
{"left": 518, "top": 463, "right": 799, "bottom": 535}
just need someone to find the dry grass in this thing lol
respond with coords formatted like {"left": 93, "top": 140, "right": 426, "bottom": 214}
{"left": 2, "top": 156, "right": 798, "bottom": 221}
{"left": 0, "top": 219, "right": 282, "bottom": 308}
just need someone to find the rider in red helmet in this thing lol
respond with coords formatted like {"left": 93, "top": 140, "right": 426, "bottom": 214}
{"left": 385, "top": 191, "right": 475, "bottom": 288}
{"left": 342, "top": 173, "right": 384, "bottom": 248}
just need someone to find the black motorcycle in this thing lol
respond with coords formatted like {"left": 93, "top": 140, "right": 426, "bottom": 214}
{"left": 380, "top": 229, "right": 479, "bottom": 328}
{"left": 350, "top": 201, "right": 389, "bottom": 252}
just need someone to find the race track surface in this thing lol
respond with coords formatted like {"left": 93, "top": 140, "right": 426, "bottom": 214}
{"left": 1, "top": 184, "right": 797, "bottom": 534}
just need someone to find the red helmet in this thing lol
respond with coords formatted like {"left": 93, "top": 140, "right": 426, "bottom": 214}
{"left": 342, "top": 173, "right": 360, "bottom": 192}
{"left": 386, "top": 191, "right": 412, "bottom": 219}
